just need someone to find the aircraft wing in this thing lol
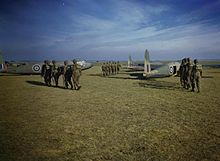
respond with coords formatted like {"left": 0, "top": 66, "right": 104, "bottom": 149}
{"left": 3, "top": 60, "right": 93, "bottom": 74}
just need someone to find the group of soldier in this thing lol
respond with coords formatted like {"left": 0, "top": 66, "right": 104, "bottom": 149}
{"left": 179, "top": 58, "right": 202, "bottom": 92}
{"left": 101, "top": 61, "right": 121, "bottom": 76}
{"left": 41, "top": 60, "right": 82, "bottom": 90}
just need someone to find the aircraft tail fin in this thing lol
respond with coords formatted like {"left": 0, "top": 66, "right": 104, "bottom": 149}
{"left": 144, "top": 49, "right": 151, "bottom": 75}
{"left": 0, "top": 52, "right": 4, "bottom": 72}
{"left": 128, "top": 55, "right": 133, "bottom": 67}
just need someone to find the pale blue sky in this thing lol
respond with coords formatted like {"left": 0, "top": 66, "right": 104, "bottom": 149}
{"left": 0, "top": 0, "right": 220, "bottom": 60}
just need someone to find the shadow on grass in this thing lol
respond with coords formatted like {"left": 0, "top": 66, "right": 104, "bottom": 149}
{"left": 0, "top": 74, "right": 31, "bottom": 77}
{"left": 137, "top": 79, "right": 181, "bottom": 90}
{"left": 26, "top": 80, "right": 66, "bottom": 90}
{"left": 88, "top": 72, "right": 146, "bottom": 80}
{"left": 202, "top": 76, "right": 214, "bottom": 78}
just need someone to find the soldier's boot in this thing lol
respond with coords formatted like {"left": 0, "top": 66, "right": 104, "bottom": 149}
{"left": 44, "top": 76, "right": 48, "bottom": 85}
{"left": 77, "top": 83, "right": 81, "bottom": 90}
{"left": 187, "top": 83, "right": 191, "bottom": 89}
{"left": 65, "top": 82, "right": 68, "bottom": 89}
{"left": 54, "top": 76, "right": 58, "bottom": 87}
{"left": 191, "top": 83, "right": 195, "bottom": 92}
{"left": 197, "top": 85, "right": 200, "bottom": 93}
{"left": 69, "top": 81, "right": 73, "bottom": 89}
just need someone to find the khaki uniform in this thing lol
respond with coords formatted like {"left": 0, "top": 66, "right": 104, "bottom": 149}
{"left": 186, "top": 61, "right": 193, "bottom": 89}
{"left": 179, "top": 61, "right": 184, "bottom": 87}
{"left": 106, "top": 63, "right": 110, "bottom": 76}
{"left": 191, "top": 64, "right": 202, "bottom": 92}
{"left": 116, "top": 62, "right": 121, "bottom": 73}
{"left": 52, "top": 63, "right": 59, "bottom": 86}
{"left": 44, "top": 63, "right": 52, "bottom": 86}
{"left": 101, "top": 63, "right": 106, "bottom": 76}
{"left": 72, "top": 63, "right": 82, "bottom": 90}
{"left": 64, "top": 64, "right": 73, "bottom": 89}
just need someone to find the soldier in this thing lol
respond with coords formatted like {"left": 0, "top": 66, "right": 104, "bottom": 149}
{"left": 72, "top": 59, "right": 82, "bottom": 90}
{"left": 179, "top": 58, "right": 184, "bottom": 87}
{"left": 186, "top": 58, "right": 193, "bottom": 89}
{"left": 41, "top": 60, "right": 47, "bottom": 83}
{"left": 64, "top": 61, "right": 73, "bottom": 89}
{"left": 116, "top": 61, "right": 121, "bottom": 74}
{"left": 51, "top": 60, "right": 60, "bottom": 87}
{"left": 44, "top": 60, "right": 52, "bottom": 86}
{"left": 110, "top": 62, "right": 114, "bottom": 75}
{"left": 182, "top": 58, "right": 188, "bottom": 89}
{"left": 113, "top": 62, "right": 117, "bottom": 74}
{"left": 106, "top": 62, "right": 110, "bottom": 76}
{"left": 191, "top": 59, "right": 202, "bottom": 92}
{"left": 101, "top": 63, "right": 106, "bottom": 76}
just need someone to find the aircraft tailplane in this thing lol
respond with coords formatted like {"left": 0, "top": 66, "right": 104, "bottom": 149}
{"left": 128, "top": 55, "right": 133, "bottom": 67}
{"left": 144, "top": 49, "right": 151, "bottom": 75}
{"left": 0, "top": 52, "right": 4, "bottom": 72}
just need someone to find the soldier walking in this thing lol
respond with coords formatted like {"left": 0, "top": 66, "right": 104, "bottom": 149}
{"left": 179, "top": 58, "right": 184, "bottom": 87}
{"left": 41, "top": 60, "right": 52, "bottom": 86}
{"left": 116, "top": 61, "right": 121, "bottom": 74}
{"left": 41, "top": 60, "right": 47, "bottom": 84}
{"left": 101, "top": 63, "right": 106, "bottom": 76}
{"left": 186, "top": 58, "right": 193, "bottom": 89}
{"left": 72, "top": 60, "right": 82, "bottom": 90}
{"left": 191, "top": 59, "right": 202, "bottom": 92}
{"left": 51, "top": 60, "right": 60, "bottom": 87}
{"left": 64, "top": 61, "right": 73, "bottom": 89}
{"left": 106, "top": 62, "right": 110, "bottom": 76}
{"left": 182, "top": 58, "right": 188, "bottom": 89}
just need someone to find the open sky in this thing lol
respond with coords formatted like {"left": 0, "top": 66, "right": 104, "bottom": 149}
{"left": 0, "top": 0, "right": 220, "bottom": 61}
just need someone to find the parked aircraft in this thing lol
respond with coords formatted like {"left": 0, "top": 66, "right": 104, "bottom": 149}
{"left": 0, "top": 53, "right": 93, "bottom": 74}
{"left": 127, "top": 49, "right": 180, "bottom": 77}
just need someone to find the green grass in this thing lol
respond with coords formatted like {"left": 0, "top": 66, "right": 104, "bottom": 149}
{"left": 0, "top": 66, "right": 220, "bottom": 161}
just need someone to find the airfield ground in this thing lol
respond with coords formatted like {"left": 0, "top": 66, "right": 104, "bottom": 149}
{"left": 0, "top": 65, "right": 220, "bottom": 161}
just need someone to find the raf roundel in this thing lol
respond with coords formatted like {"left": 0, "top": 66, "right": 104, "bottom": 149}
{"left": 169, "top": 66, "right": 173, "bottom": 73}
{"left": 32, "top": 64, "right": 41, "bottom": 72}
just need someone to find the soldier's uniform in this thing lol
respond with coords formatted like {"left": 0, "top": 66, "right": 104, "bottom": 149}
{"left": 51, "top": 60, "right": 60, "bottom": 87}
{"left": 113, "top": 62, "right": 117, "bottom": 74}
{"left": 182, "top": 58, "right": 188, "bottom": 88}
{"left": 41, "top": 60, "right": 47, "bottom": 83}
{"left": 101, "top": 63, "right": 106, "bottom": 76}
{"left": 191, "top": 59, "right": 202, "bottom": 92}
{"left": 44, "top": 61, "right": 52, "bottom": 86}
{"left": 116, "top": 61, "right": 121, "bottom": 74}
{"left": 179, "top": 59, "right": 184, "bottom": 87}
{"left": 110, "top": 62, "right": 114, "bottom": 75}
{"left": 186, "top": 58, "right": 193, "bottom": 89}
{"left": 64, "top": 61, "right": 73, "bottom": 89}
{"left": 72, "top": 60, "right": 82, "bottom": 90}
{"left": 106, "top": 62, "right": 110, "bottom": 76}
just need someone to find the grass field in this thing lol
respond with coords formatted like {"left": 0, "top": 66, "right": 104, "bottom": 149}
{"left": 0, "top": 65, "right": 220, "bottom": 161}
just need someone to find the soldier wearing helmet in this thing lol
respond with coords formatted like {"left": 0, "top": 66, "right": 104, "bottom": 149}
{"left": 41, "top": 60, "right": 47, "bottom": 82}
{"left": 72, "top": 59, "right": 82, "bottom": 90}
{"left": 64, "top": 60, "right": 73, "bottom": 89}
{"left": 186, "top": 58, "right": 193, "bottom": 89}
{"left": 191, "top": 59, "right": 202, "bottom": 92}
{"left": 51, "top": 60, "right": 60, "bottom": 87}
{"left": 43, "top": 60, "right": 52, "bottom": 86}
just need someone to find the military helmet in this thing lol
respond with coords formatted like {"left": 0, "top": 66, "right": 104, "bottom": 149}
{"left": 187, "top": 57, "right": 190, "bottom": 62}
{"left": 64, "top": 60, "right": 68, "bottom": 65}
{"left": 73, "top": 59, "right": 77, "bottom": 64}
{"left": 194, "top": 59, "right": 198, "bottom": 64}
